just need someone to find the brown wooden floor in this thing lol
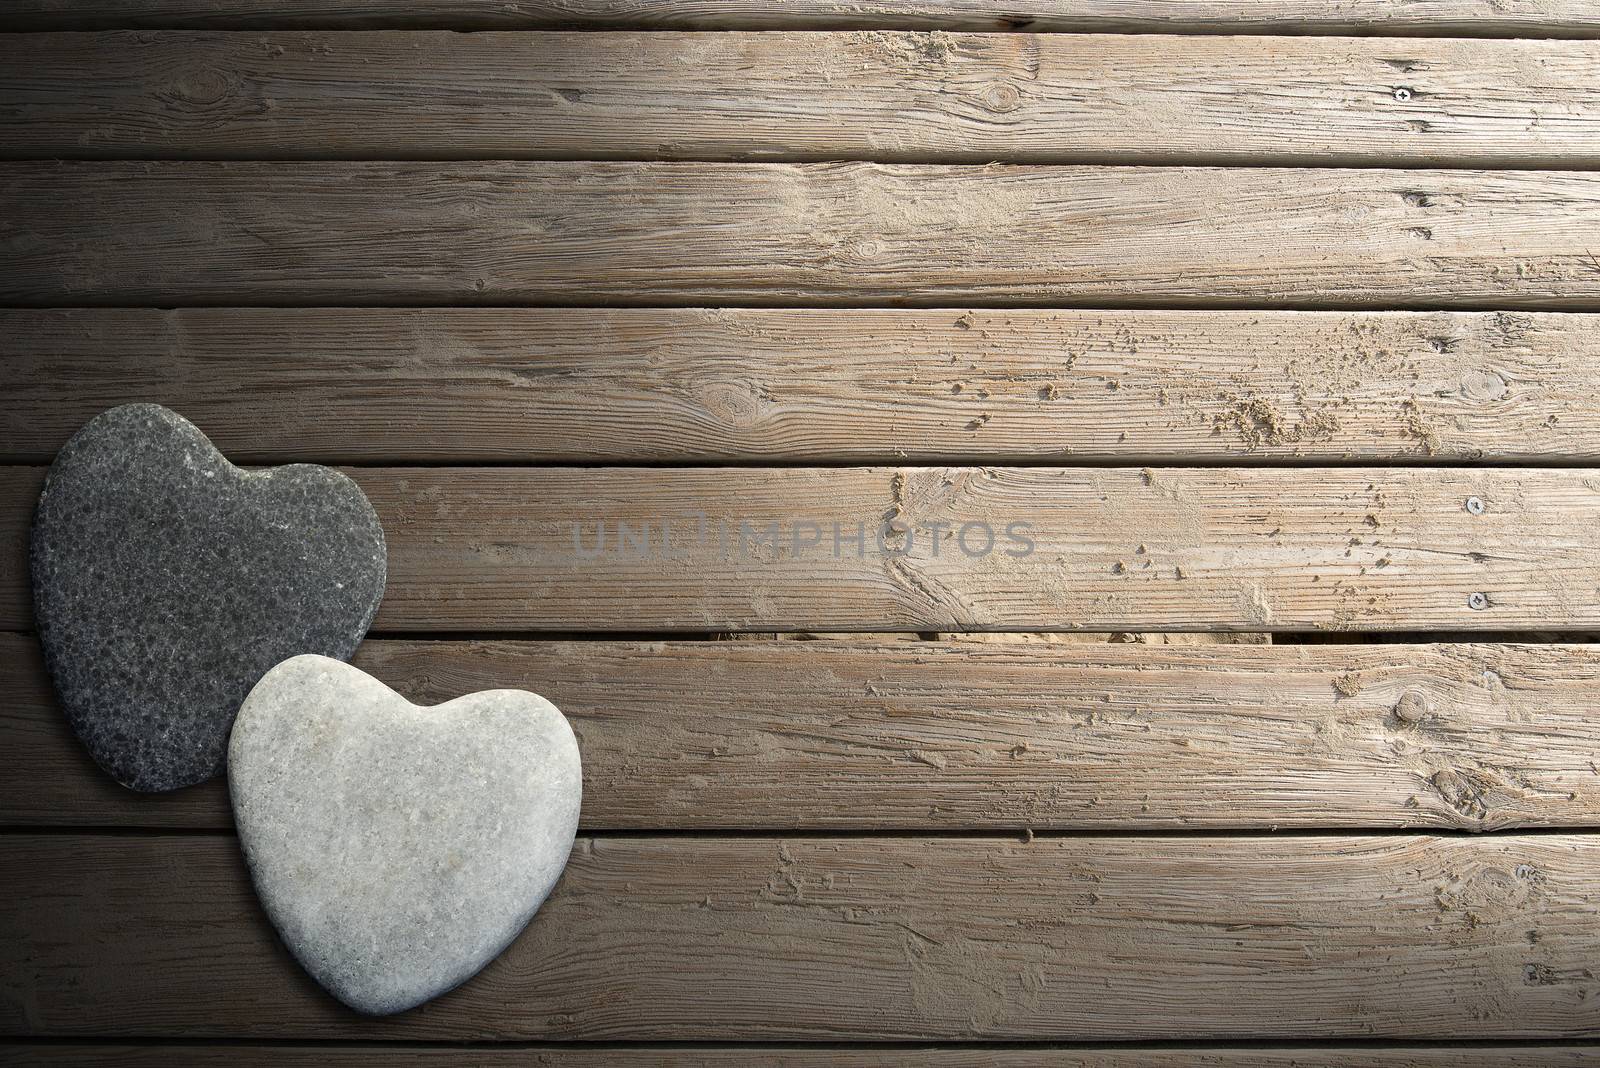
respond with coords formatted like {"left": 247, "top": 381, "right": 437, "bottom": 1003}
{"left": 5, "top": 2, "right": 1600, "bottom": 1064}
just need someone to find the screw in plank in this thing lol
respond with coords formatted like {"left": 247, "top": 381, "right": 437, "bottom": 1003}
{"left": 1393, "top": 87, "right": 1414, "bottom": 102}
{"left": 1464, "top": 496, "right": 1486, "bottom": 515}
{"left": 1467, "top": 592, "right": 1489, "bottom": 611}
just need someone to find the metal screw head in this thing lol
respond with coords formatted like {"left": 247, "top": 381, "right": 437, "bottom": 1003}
{"left": 1393, "top": 87, "right": 1413, "bottom": 102}
{"left": 1465, "top": 496, "right": 1486, "bottom": 515}
{"left": 1468, "top": 592, "right": 1489, "bottom": 611}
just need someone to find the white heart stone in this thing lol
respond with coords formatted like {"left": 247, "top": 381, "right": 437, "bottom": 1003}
{"left": 228, "top": 654, "right": 581, "bottom": 1016}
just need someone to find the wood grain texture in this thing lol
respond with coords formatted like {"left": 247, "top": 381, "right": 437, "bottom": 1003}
{"left": 3, "top": 1, "right": 1598, "bottom": 36}
{"left": 7, "top": 632, "right": 1600, "bottom": 832}
{"left": 8, "top": 163, "right": 1600, "bottom": 308}
{"left": 5, "top": 308, "right": 1597, "bottom": 464}
{"left": 4, "top": 833, "right": 1599, "bottom": 1039}
{"left": 5, "top": 465, "right": 1600, "bottom": 633}
{"left": 11, "top": 1046, "right": 1600, "bottom": 1067}
{"left": 6, "top": 32, "right": 1600, "bottom": 167}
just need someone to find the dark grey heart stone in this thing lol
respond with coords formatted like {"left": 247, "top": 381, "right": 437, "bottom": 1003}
{"left": 31, "top": 403, "right": 386, "bottom": 792}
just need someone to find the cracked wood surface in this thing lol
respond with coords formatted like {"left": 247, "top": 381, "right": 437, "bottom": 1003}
{"left": 9, "top": 163, "right": 1600, "bottom": 308}
{"left": 4, "top": 833, "right": 1599, "bottom": 1040}
{"left": 4, "top": 309, "right": 1599, "bottom": 464}
{"left": 6, "top": 633, "right": 1600, "bottom": 831}
{"left": 8, "top": 465, "right": 1598, "bottom": 633}
{"left": 3, "top": 1, "right": 1599, "bottom": 35}
{"left": 5, "top": 32, "right": 1600, "bottom": 167}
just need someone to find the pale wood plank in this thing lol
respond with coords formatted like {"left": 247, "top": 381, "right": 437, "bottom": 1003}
{"left": 3, "top": 833, "right": 1598, "bottom": 1039}
{"left": 11, "top": 1045, "right": 1600, "bottom": 1067}
{"left": 6, "top": 632, "right": 1600, "bottom": 831}
{"left": 5, "top": 308, "right": 1598, "bottom": 464}
{"left": 6, "top": 32, "right": 1599, "bottom": 167}
{"left": 3, "top": 1, "right": 1598, "bottom": 36}
{"left": 7, "top": 163, "right": 1600, "bottom": 308}
{"left": 5, "top": 465, "right": 1600, "bottom": 633}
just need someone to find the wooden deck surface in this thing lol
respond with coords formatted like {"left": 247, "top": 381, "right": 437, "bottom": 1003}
{"left": 13, "top": 163, "right": 1600, "bottom": 308}
{"left": 3, "top": 3, "right": 1600, "bottom": 1064}
{"left": 5, "top": 308, "right": 1600, "bottom": 464}
{"left": 8, "top": 31, "right": 1600, "bottom": 166}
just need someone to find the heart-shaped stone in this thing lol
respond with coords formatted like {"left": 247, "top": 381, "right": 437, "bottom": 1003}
{"left": 229, "top": 654, "right": 582, "bottom": 1016}
{"left": 30, "top": 403, "right": 386, "bottom": 792}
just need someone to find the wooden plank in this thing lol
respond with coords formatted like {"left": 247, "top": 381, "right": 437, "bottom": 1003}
{"left": 7, "top": 632, "right": 1600, "bottom": 832}
{"left": 7, "top": 163, "right": 1600, "bottom": 308}
{"left": 5, "top": 465, "right": 1600, "bottom": 633}
{"left": 10, "top": 1045, "right": 1600, "bottom": 1067}
{"left": 7, "top": 33, "right": 1600, "bottom": 167}
{"left": 6, "top": 308, "right": 1598, "bottom": 464}
{"left": 4, "top": 833, "right": 1599, "bottom": 1039}
{"left": 2, "top": 1, "right": 1599, "bottom": 37}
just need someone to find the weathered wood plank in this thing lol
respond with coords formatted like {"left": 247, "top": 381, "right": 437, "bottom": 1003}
{"left": 4, "top": 308, "right": 1597, "bottom": 464}
{"left": 5, "top": 465, "right": 1599, "bottom": 633}
{"left": 3, "top": 833, "right": 1598, "bottom": 1039}
{"left": 6, "top": 32, "right": 1599, "bottom": 167}
{"left": 3, "top": 306, "right": 1587, "bottom": 460}
{"left": 10, "top": 1045, "right": 1600, "bottom": 1067}
{"left": 7, "top": 163, "right": 1600, "bottom": 308}
{"left": 2, "top": 1, "right": 1598, "bottom": 36}
{"left": 6, "top": 632, "right": 1600, "bottom": 831}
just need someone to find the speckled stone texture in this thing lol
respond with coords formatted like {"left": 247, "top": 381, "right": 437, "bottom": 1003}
{"left": 230, "top": 654, "right": 582, "bottom": 1016}
{"left": 31, "top": 403, "right": 386, "bottom": 792}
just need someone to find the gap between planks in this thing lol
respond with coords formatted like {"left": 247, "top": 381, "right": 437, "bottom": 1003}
{"left": 1, "top": 1, "right": 1600, "bottom": 37}
{"left": 3, "top": 32, "right": 1600, "bottom": 168}
{"left": 10, "top": 163, "right": 1600, "bottom": 308}
{"left": 7, "top": 633, "right": 1600, "bottom": 832}
{"left": 3, "top": 309, "right": 1598, "bottom": 465}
